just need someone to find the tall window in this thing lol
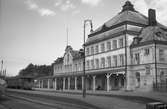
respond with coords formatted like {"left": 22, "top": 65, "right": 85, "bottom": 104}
{"left": 95, "top": 45, "right": 99, "bottom": 53}
{"left": 113, "top": 55, "right": 117, "bottom": 67}
{"left": 86, "top": 60, "right": 90, "bottom": 70}
{"left": 91, "top": 59, "right": 94, "bottom": 69}
{"left": 159, "top": 49, "right": 165, "bottom": 61}
{"left": 112, "top": 40, "right": 117, "bottom": 49}
{"left": 135, "top": 53, "right": 140, "bottom": 64}
{"left": 107, "top": 41, "right": 111, "bottom": 51}
{"left": 101, "top": 43, "right": 105, "bottom": 52}
{"left": 101, "top": 57, "right": 105, "bottom": 68}
{"left": 95, "top": 59, "right": 99, "bottom": 69}
{"left": 91, "top": 46, "right": 94, "bottom": 55}
{"left": 119, "top": 54, "right": 124, "bottom": 66}
{"left": 75, "top": 64, "right": 77, "bottom": 71}
{"left": 86, "top": 48, "right": 89, "bottom": 56}
{"left": 107, "top": 56, "right": 111, "bottom": 67}
{"left": 79, "top": 62, "right": 81, "bottom": 71}
{"left": 119, "top": 38, "right": 123, "bottom": 48}
{"left": 144, "top": 48, "right": 150, "bottom": 56}
{"left": 67, "top": 54, "right": 70, "bottom": 64}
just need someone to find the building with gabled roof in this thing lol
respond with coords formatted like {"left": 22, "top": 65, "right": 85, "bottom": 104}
{"left": 35, "top": 1, "right": 167, "bottom": 92}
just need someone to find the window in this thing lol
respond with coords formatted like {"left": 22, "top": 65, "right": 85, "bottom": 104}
{"left": 144, "top": 48, "right": 150, "bottom": 56}
{"left": 91, "top": 60, "right": 94, "bottom": 69}
{"left": 119, "top": 54, "right": 124, "bottom": 66}
{"left": 101, "top": 43, "right": 105, "bottom": 52}
{"left": 91, "top": 46, "right": 94, "bottom": 55}
{"left": 119, "top": 38, "right": 123, "bottom": 48}
{"left": 79, "top": 62, "right": 81, "bottom": 71}
{"left": 107, "top": 41, "right": 111, "bottom": 51}
{"left": 113, "top": 55, "right": 117, "bottom": 66}
{"left": 67, "top": 54, "right": 70, "bottom": 63}
{"left": 86, "top": 60, "right": 90, "bottom": 70}
{"left": 135, "top": 53, "right": 140, "bottom": 64}
{"left": 95, "top": 59, "right": 99, "bottom": 69}
{"left": 95, "top": 45, "right": 99, "bottom": 53}
{"left": 112, "top": 40, "right": 117, "bottom": 49}
{"left": 101, "top": 57, "right": 105, "bottom": 68}
{"left": 107, "top": 56, "right": 111, "bottom": 67}
{"left": 159, "top": 49, "right": 165, "bottom": 61}
{"left": 86, "top": 48, "right": 89, "bottom": 56}
{"left": 75, "top": 64, "right": 77, "bottom": 71}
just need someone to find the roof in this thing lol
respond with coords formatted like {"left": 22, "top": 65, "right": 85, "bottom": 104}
{"left": 89, "top": 1, "right": 148, "bottom": 37}
{"left": 53, "top": 46, "right": 83, "bottom": 65}
{"left": 54, "top": 57, "right": 63, "bottom": 64}
{"left": 131, "top": 26, "right": 167, "bottom": 48}
{"left": 86, "top": 1, "right": 167, "bottom": 46}
{"left": 139, "top": 26, "right": 167, "bottom": 42}
{"left": 71, "top": 50, "right": 84, "bottom": 60}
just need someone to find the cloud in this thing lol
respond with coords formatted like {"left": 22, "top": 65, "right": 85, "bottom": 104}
{"left": 80, "top": 0, "right": 102, "bottom": 6}
{"left": 54, "top": 0, "right": 62, "bottom": 7}
{"left": 60, "top": 0, "right": 76, "bottom": 11}
{"left": 25, "top": 0, "right": 39, "bottom": 10}
{"left": 38, "top": 8, "right": 56, "bottom": 16}
{"left": 130, "top": 0, "right": 167, "bottom": 25}
{"left": 72, "top": 10, "right": 80, "bottom": 15}
{"left": 25, "top": 0, "right": 56, "bottom": 16}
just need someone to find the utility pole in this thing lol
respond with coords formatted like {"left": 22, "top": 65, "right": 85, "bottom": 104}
{"left": 83, "top": 19, "right": 93, "bottom": 98}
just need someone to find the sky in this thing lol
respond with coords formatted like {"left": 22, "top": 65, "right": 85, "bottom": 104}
{"left": 0, "top": 0, "right": 167, "bottom": 76}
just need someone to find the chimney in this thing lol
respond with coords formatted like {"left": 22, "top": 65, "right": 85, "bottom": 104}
{"left": 148, "top": 9, "right": 157, "bottom": 26}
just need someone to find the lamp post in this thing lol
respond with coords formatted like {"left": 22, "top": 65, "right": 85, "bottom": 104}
{"left": 83, "top": 19, "right": 93, "bottom": 98}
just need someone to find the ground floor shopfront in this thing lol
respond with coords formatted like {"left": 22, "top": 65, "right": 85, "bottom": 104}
{"left": 36, "top": 71, "right": 125, "bottom": 92}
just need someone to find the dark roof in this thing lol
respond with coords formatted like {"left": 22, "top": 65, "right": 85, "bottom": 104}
{"left": 71, "top": 50, "right": 84, "bottom": 60}
{"left": 139, "top": 26, "right": 167, "bottom": 42}
{"left": 54, "top": 57, "right": 63, "bottom": 64}
{"left": 86, "top": 1, "right": 167, "bottom": 46}
{"left": 89, "top": 1, "right": 148, "bottom": 37}
{"left": 131, "top": 26, "right": 167, "bottom": 48}
{"left": 53, "top": 46, "right": 83, "bottom": 65}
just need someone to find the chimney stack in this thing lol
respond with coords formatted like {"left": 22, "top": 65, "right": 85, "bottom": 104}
{"left": 148, "top": 9, "right": 157, "bottom": 26}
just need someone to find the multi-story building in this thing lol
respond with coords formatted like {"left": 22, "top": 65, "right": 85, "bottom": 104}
{"left": 36, "top": 45, "right": 84, "bottom": 90}
{"left": 35, "top": 1, "right": 167, "bottom": 92}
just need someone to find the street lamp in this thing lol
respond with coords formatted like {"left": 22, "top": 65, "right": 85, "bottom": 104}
{"left": 83, "top": 19, "right": 93, "bottom": 98}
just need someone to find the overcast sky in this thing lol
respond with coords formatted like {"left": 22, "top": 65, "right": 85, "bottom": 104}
{"left": 0, "top": 0, "right": 167, "bottom": 76}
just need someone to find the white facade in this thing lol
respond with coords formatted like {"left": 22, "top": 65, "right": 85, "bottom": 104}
{"left": 36, "top": 1, "right": 167, "bottom": 92}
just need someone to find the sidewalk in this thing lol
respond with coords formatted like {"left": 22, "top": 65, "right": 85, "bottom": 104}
{"left": 8, "top": 88, "right": 167, "bottom": 109}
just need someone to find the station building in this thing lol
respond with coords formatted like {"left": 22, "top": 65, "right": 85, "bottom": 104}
{"left": 35, "top": 1, "right": 167, "bottom": 92}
